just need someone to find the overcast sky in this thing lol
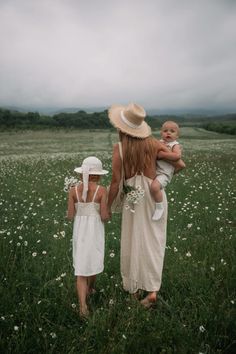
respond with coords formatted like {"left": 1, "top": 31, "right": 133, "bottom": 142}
{"left": 0, "top": 0, "right": 236, "bottom": 112}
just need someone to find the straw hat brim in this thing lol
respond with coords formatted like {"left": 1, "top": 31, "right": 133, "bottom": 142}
{"left": 108, "top": 105, "right": 151, "bottom": 138}
{"left": 74, "top": 167, "right": 108, "bottom": 175}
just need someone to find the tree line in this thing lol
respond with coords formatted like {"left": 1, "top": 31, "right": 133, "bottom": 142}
{"left": 0, "top": 109, "right": 110, "bottom": 129}
{"left": 0, "top": 108, "right": 236, "bottom": 134}
{"left": 202, "top": 122, "right": 236, "bottom": 135}
{"left": 0, "top": 108, "right": 176, "bottom": 130}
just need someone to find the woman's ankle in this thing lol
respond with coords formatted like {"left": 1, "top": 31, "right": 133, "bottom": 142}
{"left": 147, "top": 292, "right": 157, "bottom": 302}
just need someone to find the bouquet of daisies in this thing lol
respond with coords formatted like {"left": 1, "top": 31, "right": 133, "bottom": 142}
{"left": 63, "top": 176, "right": 80, "bottom": 192}
{"left": 123, "top": 184, "right": 145, "bottom": 213}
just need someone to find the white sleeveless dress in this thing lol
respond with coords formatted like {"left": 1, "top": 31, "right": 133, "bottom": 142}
{"left": 72, "top": 185, "right": 105, "bottom": 276}
{"left": 118, "top": 143, "right": 167, "bottom": 293}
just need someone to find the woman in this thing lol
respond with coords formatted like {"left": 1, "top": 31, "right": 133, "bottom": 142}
{"left": 107, "top": 103, "right": 182, "bottom": 307}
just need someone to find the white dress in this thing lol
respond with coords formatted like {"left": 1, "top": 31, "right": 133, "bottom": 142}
{"left": 72, "top": 185, "right": 105, "bottom": 276}
{"left": 117, "top": 142, "right": 167, "bottom": 293}
{"left": 121, "top": 174, "right": 167, "bottom": 293}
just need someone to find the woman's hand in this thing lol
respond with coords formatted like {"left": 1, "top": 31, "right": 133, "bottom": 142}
{"left": 158, "top": 143, "right": 182, "bottom": 161}
{"left": 173, "top": 159, "right": 186, "bottom": 174}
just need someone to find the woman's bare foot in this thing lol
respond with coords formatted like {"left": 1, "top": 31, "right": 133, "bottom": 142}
{"left": 140, "top": 292, "right": 157, "bottom": 308}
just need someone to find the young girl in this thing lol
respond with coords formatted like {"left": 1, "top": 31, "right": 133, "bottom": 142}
{"left": 67, "top": 156, "right": 109, "bottom": 317}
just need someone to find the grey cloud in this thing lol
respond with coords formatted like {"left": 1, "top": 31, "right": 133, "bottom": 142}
{"left": 0, "top": 0, "right": 235, "bottom": 112}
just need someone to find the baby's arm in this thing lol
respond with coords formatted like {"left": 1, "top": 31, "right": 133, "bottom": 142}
{"left": 67, "top": 188, "right": 76, "bottom": 220}
{"left": 100, "top": 187, "right": 110, "bottom": 222}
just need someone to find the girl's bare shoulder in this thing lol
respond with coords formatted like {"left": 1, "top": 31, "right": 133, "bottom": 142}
{"left": 69, "top": 184, "right": 81, "bottom": 195}
{"left": 98, "top": 185, "right": 108, "bottom": 195}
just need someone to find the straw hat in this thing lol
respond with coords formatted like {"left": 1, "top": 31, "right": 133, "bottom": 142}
{"left": 108, "top": 103, "right": 151, "bottom": 138}
{"left": 74, "top": 157, "right": 108, "bottom": 202}
{"left": 74, "top": 156, "right": 108, "bottom": 175}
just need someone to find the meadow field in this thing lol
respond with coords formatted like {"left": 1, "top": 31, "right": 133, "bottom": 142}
{"left": 0, "top": 128, "right": 235, "bottom": 354}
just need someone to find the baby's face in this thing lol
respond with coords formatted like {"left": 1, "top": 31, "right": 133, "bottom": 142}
{"left": 161, "top": 123, "right": 179, "bottom": 142}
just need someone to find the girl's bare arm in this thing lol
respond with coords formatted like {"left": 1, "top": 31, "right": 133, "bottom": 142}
{"left": 67, "top": 188, "right": 75, "bottom": 220}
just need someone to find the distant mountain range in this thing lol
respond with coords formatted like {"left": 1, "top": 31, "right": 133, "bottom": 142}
{"left": 147, "top": 108, "right": 236, "bottom": 117}
{"left": 1, "top": 105, "right": 107, "bottom": 116}
{"left": 1, "top": 105, "right": 236, "bottom": 117}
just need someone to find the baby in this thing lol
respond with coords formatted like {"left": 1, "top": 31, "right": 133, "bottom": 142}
{"left": 151, "top": 121, "right": 185, "bottom": 220}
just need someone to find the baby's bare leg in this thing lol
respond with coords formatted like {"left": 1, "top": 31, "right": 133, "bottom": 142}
{"left": 151, "top": 178, "right": 164, "bottom": 221}
{"left": 150, "top": 178, "right": 163, "bottom": 203}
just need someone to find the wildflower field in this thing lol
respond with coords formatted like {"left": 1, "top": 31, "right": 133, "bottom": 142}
{"left": 0, "top": 128, "right": 235, "bottom": 354}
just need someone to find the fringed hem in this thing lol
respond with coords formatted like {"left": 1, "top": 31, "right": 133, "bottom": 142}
{"left": 122, "top": 274, "right": 161, "bottom": 294}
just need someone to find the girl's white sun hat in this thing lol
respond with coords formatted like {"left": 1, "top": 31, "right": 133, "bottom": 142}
{"left": 74, "top": 156, "right": 108, "bottom": 175}
{"left": 74, "top": 157, "right": 108, "bottom": 202}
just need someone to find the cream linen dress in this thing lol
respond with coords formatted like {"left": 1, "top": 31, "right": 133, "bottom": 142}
{"left": 119, "top": 145, "right": 167, "bottom": 293}
{"left": 72, "top": 185, "right": 104, "bottom": 276}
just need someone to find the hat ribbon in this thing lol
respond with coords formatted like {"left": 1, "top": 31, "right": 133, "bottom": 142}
{"left": 82, "top": 165, "right": 90, "bottom": 202}
{"left": 120, "top": 111, "right": 142, "bottom": 129}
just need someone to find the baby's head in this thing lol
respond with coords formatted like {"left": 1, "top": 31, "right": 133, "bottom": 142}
{"left": 161, "top": 121, "right": 180, "bottom": 142}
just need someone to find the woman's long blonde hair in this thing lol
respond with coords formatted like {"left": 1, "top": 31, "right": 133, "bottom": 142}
{"left": 119, "top": 131, "right": 156, "bottom": 177}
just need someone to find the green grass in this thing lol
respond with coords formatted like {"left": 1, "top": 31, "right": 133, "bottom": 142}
{"left": 0, "top": 129, "right": 236, "bottom": 353}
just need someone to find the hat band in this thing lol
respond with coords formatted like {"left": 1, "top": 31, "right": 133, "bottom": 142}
{"left": 82, "top": 163, "right": 102, "bottom": 173}
{"left": 120, "top": 111, "right": 142, "bottom": 129}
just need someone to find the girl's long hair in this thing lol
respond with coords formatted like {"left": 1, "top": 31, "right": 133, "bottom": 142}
{"left": 119, "top": 131, "right": 156, "bottom": 177}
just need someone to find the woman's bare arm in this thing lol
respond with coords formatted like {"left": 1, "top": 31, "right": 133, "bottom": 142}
{"left": 158, "top": 143, "right": 182, "bottom": 161}
{"left": 156, "top": 141, "right": 186, "bottom": 173}
{"left": 100, "top": 187, "right": 110, "bottom": 222}
{"left": 107, "top": 144, "right": 122, "bottom": 210}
